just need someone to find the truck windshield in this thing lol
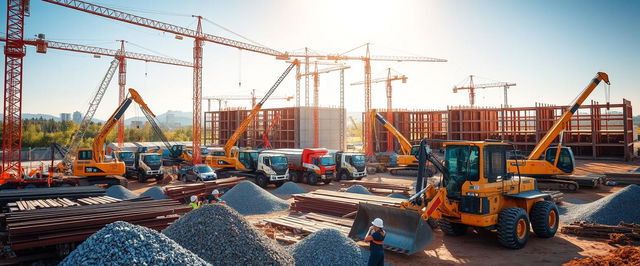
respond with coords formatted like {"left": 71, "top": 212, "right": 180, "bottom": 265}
{"left": 143, "top": 154, "right": 162, "bottom": 164}
{"left": 320, "top": 156, "right": 335, "bottom": 166}
{"left": 117, "top": 152, "right": 134, "bottom": 160}
{"left": 270, "top": 156, "right": 288, "bottom": 166}
{"left": 197, "top": 165, "right": 213, "bottom": 173}
{"left": 350, "top": 155, "right": 365, "bottom": 166}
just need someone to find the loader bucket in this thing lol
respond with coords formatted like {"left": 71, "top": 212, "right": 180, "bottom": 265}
{"left": 349, "top": 202, "right": 433, "bottom": 255}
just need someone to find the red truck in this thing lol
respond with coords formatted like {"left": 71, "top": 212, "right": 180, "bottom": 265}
{"left": 262, "top": 148, "right": 336, "bottom": 185}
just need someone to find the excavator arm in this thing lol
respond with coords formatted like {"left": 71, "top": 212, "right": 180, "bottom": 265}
{"left": 371, "top": 110, "right": 413, "bottom": 155}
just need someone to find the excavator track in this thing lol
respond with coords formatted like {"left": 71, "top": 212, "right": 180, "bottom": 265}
{"left": 536, "top": 179, "right": 579, "bottom": 192}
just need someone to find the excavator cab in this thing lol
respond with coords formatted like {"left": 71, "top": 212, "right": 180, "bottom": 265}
{"left": 544, "top": 147, "right": 575, "bottom": 174}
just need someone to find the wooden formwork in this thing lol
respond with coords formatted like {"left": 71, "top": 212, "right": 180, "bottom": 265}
{"left": 370, "top": 100, "right": 633, "bottom": 160}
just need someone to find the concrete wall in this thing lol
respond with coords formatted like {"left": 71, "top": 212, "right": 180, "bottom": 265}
{"left": 298, "top": 106, "right": 344, "bottom": 150}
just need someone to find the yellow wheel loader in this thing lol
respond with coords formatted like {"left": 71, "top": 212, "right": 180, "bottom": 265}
{"left": 349, "top": 139, "right": 559, "bottom": 254}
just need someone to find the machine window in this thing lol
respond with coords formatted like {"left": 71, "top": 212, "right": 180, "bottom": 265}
{"left": 484, "top": 145, "right": 507, "bottom": 182}
{"left": 444, "top": 145, "right": 480, "bottom": 197}
{"left": 78, "top": 150, "right": 93, "bottom": 160}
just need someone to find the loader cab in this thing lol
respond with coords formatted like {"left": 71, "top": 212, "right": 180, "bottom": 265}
{"left": 544, "top": 147, "right": 575, "bottom": 174}
{"left": 442, "top": 143, "right": 509, "bottom": 199}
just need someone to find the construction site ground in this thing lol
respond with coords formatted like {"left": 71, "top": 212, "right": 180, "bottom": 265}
{"left": 126, "top": 159, "right": 639, "bottom": 266}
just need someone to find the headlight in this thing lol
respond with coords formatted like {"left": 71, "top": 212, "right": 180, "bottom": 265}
{"left": 465, "top": 192, "right": 479, "bottom": 197}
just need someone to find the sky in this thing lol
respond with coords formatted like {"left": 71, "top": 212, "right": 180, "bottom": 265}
{"left": 3, "top": 0, "right": 639, "bottom": 120}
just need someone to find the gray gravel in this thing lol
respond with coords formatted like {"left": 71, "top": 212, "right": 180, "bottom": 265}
{"left": 563, "top": 184, "right": 640, "bottom": 225}
{"left": 272, "top": 182, "right": 307, "bottom": 195}
{"left": 163, "top": 204, "right": 294, "bottom": 266}
{"left": 220, "top": 181, "right": 290, "bottom": 215}
{"left": 345, "top": 185, "right": 373, "bottom": 195}
{"left": 105, "top": 185, "right": 138, "bottom": 200}
{"left": 289, "top": 228, "right": 365, "bottom": 266}
{"left": 59, "top": 221, "right": 209, "bottom": 266}
{"left": 139, "top": 186, "right": 168, "bottom": 200}
{"left": 387, "top": 193, "right": 408, "bottom": 199}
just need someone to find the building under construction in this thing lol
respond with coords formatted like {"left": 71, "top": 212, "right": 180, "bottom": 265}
{"left": 372, "top": 99, "right": 634, "bottom": 160}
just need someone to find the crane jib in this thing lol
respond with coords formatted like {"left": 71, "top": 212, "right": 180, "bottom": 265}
{"left": 114, "top": 99, "right": 133, "bottom": 121}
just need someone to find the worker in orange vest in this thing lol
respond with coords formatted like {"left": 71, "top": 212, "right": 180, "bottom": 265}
{"left": 365, "top": 218, "right": 386, "bottom": 266}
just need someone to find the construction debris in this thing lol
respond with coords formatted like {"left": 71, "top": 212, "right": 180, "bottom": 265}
{"left": 289, "top": 228, "right": 365, "bottom": 266}
{"left": 563, "top": 185, "right": 640, "bottom": 225}
{"left": 164, "top": 176, "right": 246, "bottom": 201}
{"left": 60, "top": 221, "right": 209, "bottom": 266}
{"left": 341, "top": 180, "right": 411, "bottom": 195}
{"left": 273, "top": 181, "right": 308, "bottom": 195}
{"left": 220, "top": 180, "right": 289, "bottom": 215}
{"left": 139, "top": 186, "right": 169, "bottom": 200}
{"left": 291, "top": 190, "right": 403, "bottom": 217}
{"left": 563, "top": 246, "right": 640, "bottom": 266}
{"left": 105, "top": 185, "right": 138, "bottom": 200}
{"left": 264, "top": 213, "right": 353, "bottom": 237}
{"left": 543, "top": 190, "right": 564, "bottom": 204}
{"left": 345, "top": 185, "right": 373, "bottom": 195}
{"left": 561, "top": 222, "right": 640, "bottom": 245}
{"left": 163, "top": 204, "right": 295, "bottom": 266}
{"left": 605, "top": 171, "right": 640, "bottom": 185}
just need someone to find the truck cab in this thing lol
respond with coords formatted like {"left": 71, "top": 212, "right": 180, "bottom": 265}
{"left": 130, "top": 152, "right": 164, "bottom": 183}
{"left": 255, "top": 153, "right": 290, "bottom": 187}
{"left": 334, "top": 151, "right": 367, "bottom": 181}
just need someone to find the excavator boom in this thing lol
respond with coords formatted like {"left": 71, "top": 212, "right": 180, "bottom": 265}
{"left": 371, "top": 110, "right": 413, "bottom": 155}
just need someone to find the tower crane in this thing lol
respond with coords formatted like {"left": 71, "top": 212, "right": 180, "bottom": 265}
{"left": 298, "top": 63, "right": 351, "bottom": 148}
{"left": 352, "top": 68, "right": 407, "bottom": 152}
{"left": 453, "top": 75, "right": 516, "bottom": 106}
{"left": 203, "top": 92, "right": 293, "bottom": 111}
{"left": 43, "top": 0, "right": 286, "bottom": 164}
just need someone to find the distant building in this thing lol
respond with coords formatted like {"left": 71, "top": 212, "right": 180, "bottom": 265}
{"left": 60, "top": 113, "right": 71, "bottom": 121}
{"left": 130, "top": 121, "right": 144, "bottom": 129}
{"left": 72, "top": 111, "right": 82, "bottom": 123}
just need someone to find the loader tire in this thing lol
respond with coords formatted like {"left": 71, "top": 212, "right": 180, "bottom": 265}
{"left": 497, "top": 208, "right": 530, "bottom": 249}
{"left": 438, "top": 219, "right": 467, "bottom": 236}
{"left": 530, "top": 200, "right": 559, "bottom": 238}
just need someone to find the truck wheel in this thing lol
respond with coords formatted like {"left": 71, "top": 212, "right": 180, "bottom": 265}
{"left": 291, "top": 173, "right": 299, "bottom": 183}
{"left": 256, "top": 174, "right": 268, "bottom": 188}
{"left": 323, "top": 179, "right": 332, "bottom": 185}
{"left": 497, "top": 208, "right": 530, "bottom": 249}
{"left": 180, "top": 174, "right": 187, "bottom": 182}
{"left": 307, "top": 174, "right": 318, "bottom": 185}
{"left": 337, "top": 171, "right": 349, "bottom": 182}
{"left": 438, "top": 219, "right": 468, "bottom": 236}
{"left": 530, "top": 201, "right": 559, "bottom": 238}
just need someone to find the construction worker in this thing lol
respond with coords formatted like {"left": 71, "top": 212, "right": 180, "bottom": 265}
{"left": 207, "top": 189, "right": 225, "bottom": 204}
{"left": 189, "top": 195, "right": 201, "bottom": 210}
{"left": 365, "top": 218, "right": 386, "bottom": 266}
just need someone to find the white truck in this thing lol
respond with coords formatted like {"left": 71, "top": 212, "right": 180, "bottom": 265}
{"left": 333, "top": 151, "right": 367, "bottom": 181}
{"left": 215, "top": 150, "right": 290, "bottom": 188}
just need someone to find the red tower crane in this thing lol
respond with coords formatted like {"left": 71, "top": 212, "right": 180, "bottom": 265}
{"left": 43, "top": 0, "right": 285, "bottom": 164}
{"left": 261, "top": 113, "right": 281, "bottom": 149}
{"left": 352, "top": 68, "right": 407, "bottom": 152}
{"left": 453, "top": 75, "right": 516, "bottom": 106}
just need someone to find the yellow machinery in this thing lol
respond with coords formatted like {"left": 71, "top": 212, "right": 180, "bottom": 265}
{"left": 505, "top": 72, "right": 610, "bottom": 189}
{"left": 70, "top": 88, "right": 155, "bottom": 177}
{"left": 370, "top": 109, "right": 422, "bottom": 175}
{"left": 350, "top": 139, "right": 559, "bottom": 254}
{"left": 206, "top": 60, "right": 298, "bottom": 171}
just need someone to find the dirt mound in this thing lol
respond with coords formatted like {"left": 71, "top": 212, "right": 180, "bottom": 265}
{"left": 273, "top": 182, "right": 307, "bottom": 195}
{"left": 220, "top": 181, "right": 289, "bottom": 215}
{"left": 139, "top": 186, "right": 168, "bottom": 200}
{"left": 60, "top": 221, "right": 208, "bottom": 265}
{"left": 163, "top": 204, "right": 294, "bottom": 265}
{"left": 105, "top": 185, "right": 138, "bottom": 200}
{"left": 345, "top": 185, "right": 372, "bottom": 195}
{"left": 564, "top": 185, "right": 640, "bottom": 225}
{"left": 289, "top": 228, "right": 364, "bottom": 266}
{"left": 563, "top": 246, "right": 640, "bottom": 266}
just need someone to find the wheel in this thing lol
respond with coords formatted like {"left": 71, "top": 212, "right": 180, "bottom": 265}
{"left": 323, "top": 179, "right": 332, "bottom": 185}
{"left": 275, "top": 181, "right": 284, "bottom": 187}
{"left": 138, "top": 175, "right": 147, "bottom": 183}
{"left": 291, "top": 172, "right": 300, "bottom": 183}
{"left": 337, "top": 171, "right": 349, "bottom": 182}
{"left": 438, "top": 219, "right": 468, "bottom": 236}
{"left": 497, "top": 208, "right": 530, "bottom": 249}
{"left": 530, "top": 201, "right": 559, "bottom": 238}
{"left": 307, "top": 174, "right": 318, "bottom": 185}
{"left": 256, "top": 174, "right": 268, "bottom": 188}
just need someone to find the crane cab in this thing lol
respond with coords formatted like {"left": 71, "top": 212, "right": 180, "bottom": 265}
{"left": 506, "top": 146, "right": 575, "bottom": 177}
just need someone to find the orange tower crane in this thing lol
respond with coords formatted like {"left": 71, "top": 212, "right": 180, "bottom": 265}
{"left": 352, "top": 68, "right": 407, "bottom": 152}
{"left": 297, "top": 63, "right": 350, "bottom": 148}
{"left": 43, "top": 0, "right": 286, "bottom": 164}
{"left": 203, "top": 93, "right": 293, "bottom": 111}
{"left": 453, "top": 75, "right": 516, "bottom": 106}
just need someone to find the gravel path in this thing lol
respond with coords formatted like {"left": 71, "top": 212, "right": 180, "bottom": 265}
{"left": 289, "top": 228, "right": 365, "bottom": 266}
{"left": 272, "top": 182, "right": 308, "bottom": 195}
{"left": 563, "top": 184, "right": 640, "bottom": 225}
{"left": 163, "top": 204, "right": 294, "bottom": 266}
{"left": 139, "top": 186, "right": 168, "bottom": 200}
{"left": 220, "top": 181, "right": 290, "bottom": 215}
{"left": 59, "top": 221, "right": 209, "bottom": 266}
{"left": 105, "top": 185, "right": 138, "bottom": 200}
{"left": 345, "top": 185, "right": 373, "bottom": 195}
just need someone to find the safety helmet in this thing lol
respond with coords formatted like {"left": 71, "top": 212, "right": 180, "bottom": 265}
{"left": 212, "top": 189, "right": 220, "bottom": 195}
{"left": 190, "top": 195, "right": 198, "bottom": 202}
{"left": 372, "top": 218, "right": 384, "bottom": 228}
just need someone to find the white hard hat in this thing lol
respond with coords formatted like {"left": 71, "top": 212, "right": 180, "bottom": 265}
{"left": 190, "top": 195, "right": 198, "bottom": 202}
{"left": 212, "top": 189, "right": 220, "bottom": 195}
{"left": 372, "top": 218, "right": 384, "bottom": 228}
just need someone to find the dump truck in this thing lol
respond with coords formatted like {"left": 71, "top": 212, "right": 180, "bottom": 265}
{"left": 212, "top": 149, "right": 290, "bottom": 188}
{"left": 262, "top": 148, "right": 336, "bottom": 185}
{"left": 333, "top": 151, "right": 367, "bottom": 181}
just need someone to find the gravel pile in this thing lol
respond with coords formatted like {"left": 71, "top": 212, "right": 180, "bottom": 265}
{"left": 272, "top": 182, "right": 307, "bottom": 195}
{"left": 139, "top": 186, "right": 168, "bottom": 200}
{"left": 105, "top": 185, "right": 138, "bottom": 200}
{"left": 345, "top": 185, "right": 372, "bottom": 195}
{"left": 60, "top": 221, "right": 209, "bottom": 266}
{"left": 563, "top": 184, "right": 640, "bottom": 225}
{"left": 163, "top": 204, "right": 294, "bottom": 266}
{"left": 387, "top": 193, "right": 408, "bottom": 199}
{"left": 289, "top": 229, "right": 365, "bottom": 266}
{"left": 220, "top": 181, "right": 289, "bottom": 215}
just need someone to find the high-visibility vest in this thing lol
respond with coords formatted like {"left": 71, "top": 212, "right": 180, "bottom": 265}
{"left": 189, "top": 202, "right": 199, "bottom": 209}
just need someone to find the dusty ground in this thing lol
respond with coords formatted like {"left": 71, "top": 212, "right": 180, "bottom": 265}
{"left": 126, "top": 159, "right": 639, "bottom": 266}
